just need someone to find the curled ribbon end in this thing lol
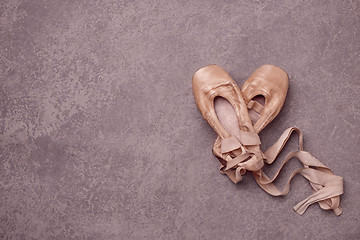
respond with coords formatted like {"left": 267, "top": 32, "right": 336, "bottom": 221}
{"left": 333, "top": 207, "right": 343, "bottom": 216}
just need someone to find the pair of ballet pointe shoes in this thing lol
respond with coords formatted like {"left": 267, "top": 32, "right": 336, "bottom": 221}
{"left": 192, "top": 65, "right": 343, "bottom": 216}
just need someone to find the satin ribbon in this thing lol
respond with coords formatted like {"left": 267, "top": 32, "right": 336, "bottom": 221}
{"left": 217, "top": 127, "right": 343, "bottom": 215}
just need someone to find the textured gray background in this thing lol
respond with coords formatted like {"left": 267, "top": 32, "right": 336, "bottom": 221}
{"left": 1, "top": 0, "right": 359, "bottom": 239}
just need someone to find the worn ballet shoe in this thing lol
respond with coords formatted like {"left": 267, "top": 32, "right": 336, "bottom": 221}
{"left": 241, "top": 64, "right": 289, "bottom": 133}
{"left": 192, "top": 64, "right": 343, "bottom": 215}
{"left": 240, "top": 65, "right": 343, "bottom": 215}
{"left": 192, "top": 65, "right": 264, "bottom": 183}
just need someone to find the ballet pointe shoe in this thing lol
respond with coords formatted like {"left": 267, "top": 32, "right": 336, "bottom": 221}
{"left": 241, "top": 64, "right": 289, "bottom": 133}
{"left": 240, "top": 65, "right": 343, "bottom": 216}
{"left": 192, "top": 65, "right": 264, "bottom": 183}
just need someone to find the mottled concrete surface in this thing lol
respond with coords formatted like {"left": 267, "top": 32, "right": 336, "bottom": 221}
{"left": 1, "top": 0, "right": 359, "bottom": 239}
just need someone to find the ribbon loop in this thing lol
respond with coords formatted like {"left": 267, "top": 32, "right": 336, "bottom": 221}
{"left": 253, "top": 127, "right": 343, "bottom": 216}
{"left": 219, "top": 131, "right": 264, "bottom": 183}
